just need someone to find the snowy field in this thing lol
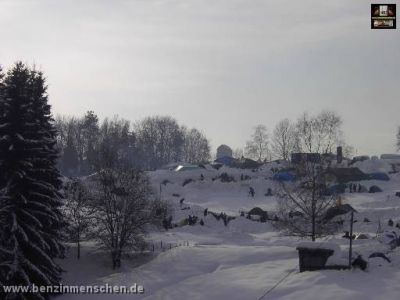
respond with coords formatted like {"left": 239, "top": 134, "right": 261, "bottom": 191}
{"left": 59, "top": 161, "right": 400, "bottom": 300}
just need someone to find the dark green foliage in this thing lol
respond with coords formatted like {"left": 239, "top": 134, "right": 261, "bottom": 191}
{"left": 0, "top": 62, "right": 64, "bottom": 300}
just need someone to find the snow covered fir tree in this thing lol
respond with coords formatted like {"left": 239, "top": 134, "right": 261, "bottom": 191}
{"left": 0, "top": 62, "right": 64, "bottom": 300}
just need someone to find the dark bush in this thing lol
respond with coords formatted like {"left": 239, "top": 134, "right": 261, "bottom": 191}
{"left": 162, "top": 216, "right": 173, "bottom": 230}
{"left": 240, "top": 174, "right": 251, "bottom": 181}
{"left": 161, "top": 179, "right": 171, "bottom": 186}
{"left": 218, "top": 172, "right": 235, "bottom": 183}
{"left": 183, "top": 178, "right": 194, "bottom": 186}
{"left": 188, "top": 215, "right": 198, "bottom": 226}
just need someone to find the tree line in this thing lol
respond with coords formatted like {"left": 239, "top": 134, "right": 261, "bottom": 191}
{"left": 55, "top": 114, "right": 211, "bottom": 175}
{"left": 237, "top": 111, "right": 353, "bottom": 162}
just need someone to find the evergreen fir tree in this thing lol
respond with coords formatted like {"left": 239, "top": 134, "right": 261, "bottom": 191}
{"left": 0, "top": 62, "right": 64, "bottom": 300}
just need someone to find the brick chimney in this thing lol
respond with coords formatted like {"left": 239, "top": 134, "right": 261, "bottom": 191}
{"left": 337, "top": 146, "right": 343, "bottom": 163}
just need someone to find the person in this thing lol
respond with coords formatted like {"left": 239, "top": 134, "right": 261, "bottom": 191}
{"left": 249, "top": 186, "right": 255, "bottom": 197}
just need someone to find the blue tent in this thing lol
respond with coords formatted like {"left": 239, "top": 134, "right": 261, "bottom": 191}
{"left": 369, "top": 172, "right": 390, "bottom": 181}
{"left": 273, "top": 171, "right": 295, "bottom": 182}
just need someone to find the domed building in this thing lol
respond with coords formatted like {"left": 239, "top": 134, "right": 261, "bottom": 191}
{"left": 216, "top": 144, "right": 233, "bottom": 159}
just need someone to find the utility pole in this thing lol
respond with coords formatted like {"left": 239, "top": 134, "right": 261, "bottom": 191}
{"left": 348, "top": 211, "right": 354, "bottom": 269}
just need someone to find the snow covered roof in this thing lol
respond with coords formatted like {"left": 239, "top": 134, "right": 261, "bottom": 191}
{"left": 174, "top": 164, "right": 201, "bottom": 171}
{"left": 327, "top": 167, "right": 369, "bottom": 183}
{"left": 297, "top": 242, "right": 341, "bottom": 252}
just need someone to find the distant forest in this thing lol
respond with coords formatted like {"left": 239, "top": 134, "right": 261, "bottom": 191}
{"left": 56, "top": 109, "right": 355, "bottom": 176}
{"left": 55, "top": 112, "right": 211, "bottom": 176}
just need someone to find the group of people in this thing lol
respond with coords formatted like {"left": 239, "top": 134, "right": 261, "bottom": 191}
{"left": 348, "top": 183, "right": 363, "bottom": 193}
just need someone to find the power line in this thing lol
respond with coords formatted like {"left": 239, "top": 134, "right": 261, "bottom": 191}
{"left": 257, "top": 266, "right": 297, "bottom": 300}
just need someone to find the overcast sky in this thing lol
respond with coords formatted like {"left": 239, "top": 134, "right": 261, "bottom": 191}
{"left": 1, "top": 0, "right": 399, "bottom": 156}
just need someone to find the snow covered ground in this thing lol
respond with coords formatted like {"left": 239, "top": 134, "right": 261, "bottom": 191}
{"left": 59, "top": 160, "right": 400, "bottom": 300}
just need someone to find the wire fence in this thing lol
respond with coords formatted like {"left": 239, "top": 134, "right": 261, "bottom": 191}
{"left": 142, "top": 240, "right": 190, "bottom": 253}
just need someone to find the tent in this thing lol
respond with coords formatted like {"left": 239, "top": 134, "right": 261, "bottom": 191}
{"left": 369, "top": 185, "right": 383, "bottom": 193}
{"left": 368, "top": 172, "right": 390, "bottom": 181}
{"left": 273, "top": 171, "right": 295, "bottom": 182}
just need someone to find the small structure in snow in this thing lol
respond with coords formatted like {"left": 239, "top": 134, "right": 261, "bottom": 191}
{"left": 324, "top": 204, "right": 357, "bottom": 221}
{"left": 247, "top": 207, "right": 268, "bottom": 222}
{"left": 296, "top": 242, "right": 346, "bottom": 272}
{"left": 355, "top": 233, "right": 370, "bottom": 240}
{"left": 175, "top": 164, "right": 201, "bottom": 172}
{"left": 369, "top": 185, "right": 383, "bottom": 193}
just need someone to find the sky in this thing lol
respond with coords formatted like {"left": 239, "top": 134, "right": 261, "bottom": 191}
{"left": 0, "top": 0, "right": 399, "bottom": 156}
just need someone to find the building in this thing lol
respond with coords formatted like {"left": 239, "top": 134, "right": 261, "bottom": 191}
{"left": 216, "top": 144, "right": 233, "bottom": 159}
{"left": 291, "top": 152, "right": 321, "bottom": 165}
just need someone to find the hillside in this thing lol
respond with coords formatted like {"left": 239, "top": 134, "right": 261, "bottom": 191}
{"left": 59, "top": 160, "right": 400, "bottom": 300}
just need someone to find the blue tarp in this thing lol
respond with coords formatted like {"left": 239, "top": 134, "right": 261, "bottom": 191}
{"left": 273, "top": 171, "right": 295, "bottom": 182}
{"left": 369, "top": 172, "right": 390, "bottom": 181}
{"left": 327, "top": 184, "right": 347, "bottom": 195}
{"left": 215, "top": 156, "right": 236, "bottom": 166}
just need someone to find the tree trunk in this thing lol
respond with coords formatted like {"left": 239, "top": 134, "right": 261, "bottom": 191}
{"left": 112, "top": 250, "right": 117, "bottom": 270}
{"left": 77, "top": 240, "right": 80, "bottom": 260}
{"left": 311, "top": 214, "right": 316, "bottom": 241}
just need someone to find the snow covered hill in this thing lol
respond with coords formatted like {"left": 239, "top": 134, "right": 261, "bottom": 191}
{"left": 59, "top": 160, "right": 400, "bottom": 300}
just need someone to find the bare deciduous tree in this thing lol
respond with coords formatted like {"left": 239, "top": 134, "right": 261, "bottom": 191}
{"left": 90, "top": 168, "right": 166, "bottom": 269}
{"left": 276, "top": 161, "right": 339, "bottom": 241}
{"left": 296, "top": 111, "right": 342, "bottom": 155}
{"left": 397, "top": 126, "right": 400, "bottom": 151}
{"left": 233, "top": 148, "right": 244, "bottom": 159}
{"left": 135, "top": 116, "right": 184, "bottom": 170}
{"left": 181, "top": 127, "right": 211, "bottom": 164}
{"left": 64, "top": 178, "right": 94, "bottom": 259}
{"left": 245, "top": 124, "right": 270, "bottom": 161}
{"left": 271, "top": 118, "right": 297, "bottom": 160}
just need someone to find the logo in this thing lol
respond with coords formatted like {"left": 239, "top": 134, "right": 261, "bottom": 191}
{"left": 371, "top": 4, "right": 396, "bottom": 29}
